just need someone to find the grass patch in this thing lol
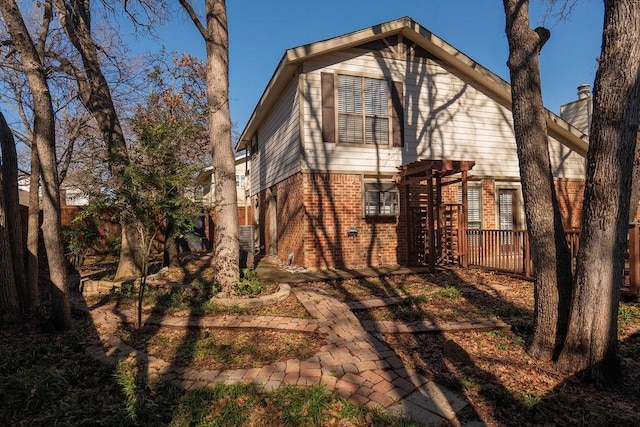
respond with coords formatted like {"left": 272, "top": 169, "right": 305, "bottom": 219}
{"left": 619, "top": 303, "right": 640, "bottom": 328}
{"left": 436, "top": 285, "right": 462, "bottom": 299}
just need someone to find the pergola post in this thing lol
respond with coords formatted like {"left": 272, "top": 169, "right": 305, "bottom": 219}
{"left": 427, "top": 173, "right": 436, "bottom": 272}
{"left": 461, "top": 170, "right": 468, "bottom": 268}
{"left": 404, "top": 184, "right": 410, "bottom": 266}
{"left": 435, "top": 175, "right": 442, "bottom": 265}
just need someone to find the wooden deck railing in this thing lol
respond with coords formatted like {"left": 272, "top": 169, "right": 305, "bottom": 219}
{"left": 465, "top": 225, "right": 639, "bottom": 298}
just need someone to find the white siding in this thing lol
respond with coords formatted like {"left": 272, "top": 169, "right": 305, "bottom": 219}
{"left": 301, "top": 49, "right": 585, "bottom": 180}
{"left": 250, "top": 77, "right": 301, "bottom": 195}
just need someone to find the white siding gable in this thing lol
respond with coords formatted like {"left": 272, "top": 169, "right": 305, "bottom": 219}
{"left": 250, "top": 77, "right": 301, "bottom": 195}
{"left": 301, "top": 47, "right": 585, "bottom": 180}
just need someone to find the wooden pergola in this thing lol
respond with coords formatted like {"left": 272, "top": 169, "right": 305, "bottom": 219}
{"left": 396, "top": 159, "right": 476, "bottom": 272}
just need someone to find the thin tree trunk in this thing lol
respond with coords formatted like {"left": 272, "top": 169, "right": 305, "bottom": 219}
{"left": 0, "top": 112, "right": 27, "bottom": 312}
{"left": 163, "top": 217, "right": 180, "bottom": 268}
{"left": 27, "top": 142, "right": 42, "bottom": 315}
{"left": 503, "top": 0, "right": 573, "bottom": 360}
{"left": 557, "top": 0, "right": 640, "bottom": 380}
{"left": 205, "top": 0, "right": 239, "bottom": 292}
{"left": 0, "top": 0, "right": 71, "bottom": 330}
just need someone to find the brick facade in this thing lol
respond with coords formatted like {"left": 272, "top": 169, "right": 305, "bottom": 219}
{"left": 303, "top": 173, "right": 401, "bottom": 270}
{"left": 256, "top": 174, "right": 589, "bottom": 270}
{"left": 257, "top": 173, "right": 305, "bottom": 263}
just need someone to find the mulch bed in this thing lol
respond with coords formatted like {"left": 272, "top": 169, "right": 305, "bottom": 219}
{"left": 118, "top": 326, "right": 325, "bottom": 371}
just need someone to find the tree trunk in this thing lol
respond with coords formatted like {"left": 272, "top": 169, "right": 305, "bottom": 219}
{"left": 27, "top": 142, "right": 42, "bottom": 315}
{"left": 163, "top": 218, "right": 181, "bottom": 268}
{"left": 52, "top": 0, "right": 143, "bottom": 280}
{"left": 557, "top": 0, "right": 640, "bottom": 380}
{"left": 503, "top": 0, "right": 573, "bottom": 360}
{"left": 0, "top": 0, "right": 71, "bottom": 330}
{"left": 205, "top": 0, "right": 240, "bottom": 292}
{"left": 0, "top": 161, "right": 21, "bottom": 324}
{"left": 0, "top": 112, "right": 27, "bottom": 313}
{"left": 115, "top": 215, "right": 143, "bottom": 280}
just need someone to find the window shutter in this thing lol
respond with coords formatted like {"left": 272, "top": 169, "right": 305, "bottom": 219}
{"left": 391, "top": 80, "right": 404, "bottom": 147}
{"left": 321, "top": 72, "right": 335, "bottom": 143}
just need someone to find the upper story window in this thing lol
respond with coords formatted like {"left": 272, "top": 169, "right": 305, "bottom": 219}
{"left": 337, "top": 75, "right": 389, "bottom": 145}
{"left": 236, "top": 174, "right": 245, "bottom": 188}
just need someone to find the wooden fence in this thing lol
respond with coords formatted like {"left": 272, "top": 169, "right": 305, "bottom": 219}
{"left": 466, "top": 225, "right": 640, "bottom": 297}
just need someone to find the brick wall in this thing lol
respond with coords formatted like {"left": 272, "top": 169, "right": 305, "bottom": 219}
{"left": 303, "top": 173, "right": 401, "bottom": 270}
{"left": 481, "top": 180, "right": 497, "bottom": 229}
{"left": 554, "top": 179, "right": 584, "bottom": 228}
{"left": 275, "top": 173, "right": 305, "bottom": 265}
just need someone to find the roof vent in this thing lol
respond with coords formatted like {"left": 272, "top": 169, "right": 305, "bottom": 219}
{"left": 577, "top": 84, "right": 591, "bottom": 99}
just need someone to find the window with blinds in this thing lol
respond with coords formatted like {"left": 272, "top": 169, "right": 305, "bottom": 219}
{"left": 338, "top": 75, "right": 389, "bottom": 145}
{"left": 458, "top": 186, "right": 482, "bottom": 229}
{"left": 364, "top": 182, "right": 399, "bottom": 216}
{"left": 499, "top": 190, "right": 515, "bottom": 230}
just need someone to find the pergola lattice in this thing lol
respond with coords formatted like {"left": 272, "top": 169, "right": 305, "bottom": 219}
{"left": 396, "top": 159, "right": 476, "bottom": 272}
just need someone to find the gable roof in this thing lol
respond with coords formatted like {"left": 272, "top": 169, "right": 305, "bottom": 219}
{"left": 236, "top": 16, "right": 589, "bottom": 156}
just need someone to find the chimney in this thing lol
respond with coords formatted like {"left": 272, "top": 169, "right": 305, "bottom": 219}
{"left": 577, "top": 84, "right": 591, "bottom": 99}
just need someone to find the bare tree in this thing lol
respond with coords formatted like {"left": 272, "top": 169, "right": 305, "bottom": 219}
{"left": 178, "top": 0, "right": 240, "bottom": 292}
{"left": 502, "top": 0, "right": 574, "bottom": 360}
{"left": 52, "top": 0, "right": 144, "bottom": 280}
{"left": 557, "top": 0, "right": 640, "bottom": 379}
{"left": 0, "top": 0, "right": 71, "bottom": 330}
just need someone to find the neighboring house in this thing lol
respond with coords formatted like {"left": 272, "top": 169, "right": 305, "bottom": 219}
{"left": 236, "top": 17, "right": 588, "bottom": 270}
{"left": 17, "top": 176, "right": 89, "bottom": 207}
{"left": 197, "top": 153, "right": 251, "bottom": 221}
{"left": 197, "top": 154, "right": 253, "bottom": 249}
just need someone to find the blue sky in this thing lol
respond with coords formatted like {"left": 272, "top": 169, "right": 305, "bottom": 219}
{"left": 139, "top": 0, "right": 603, "bottom": 131}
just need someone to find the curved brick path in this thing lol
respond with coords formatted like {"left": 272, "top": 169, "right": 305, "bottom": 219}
{"left": 84, "top": 284, "right": 504, "bottom": 425}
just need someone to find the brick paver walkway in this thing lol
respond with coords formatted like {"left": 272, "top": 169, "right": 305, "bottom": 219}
{"left": 84, "top": 283, "right": 504, "bottom": 426}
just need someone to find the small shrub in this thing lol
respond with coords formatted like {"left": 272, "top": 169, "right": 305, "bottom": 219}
{"left": 235, "top": 268, "right": 265, "bottom": 296}
{"left": 619, "top": 304, "right": 640, "bottom": 328}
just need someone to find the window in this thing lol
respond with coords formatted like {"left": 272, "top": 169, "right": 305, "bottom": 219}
{"left": 364, "top": 182, "right": 399, "bottom": 216}
{"left": 338, "top": 75, "right": 389, "bottom": 145}
{"left": 458, "top": 186, "right": 482, "bottom": 229}
{"left": 236, "top": 174, "right": 245, "bottom": 188}
{"left": 498, "top": 189, "right": 517, "bottom": 230}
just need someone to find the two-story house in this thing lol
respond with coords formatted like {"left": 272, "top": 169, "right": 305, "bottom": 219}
{"left": 237, "top": 17, "right": 588, "bottom": 270}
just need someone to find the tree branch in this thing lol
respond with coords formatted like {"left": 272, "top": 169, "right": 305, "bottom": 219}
{"left": 177, "top": 0, "right": 208, "bottom": 41}
{"left": 534, "top": 27, "right": 551, "bottom": 50}
{"left": 37, "top": 0, "right": 53, "bottom": 57}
